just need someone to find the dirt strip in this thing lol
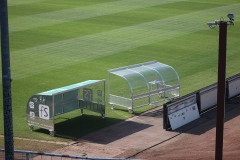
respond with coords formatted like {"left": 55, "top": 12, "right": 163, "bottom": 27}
{"left": 52, "top": 96, "right": 240, "bottom": 159}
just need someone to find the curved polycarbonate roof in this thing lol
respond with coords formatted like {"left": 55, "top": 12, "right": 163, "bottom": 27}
{"left": 108, "top": 61, "right": 180, "bottom": 95}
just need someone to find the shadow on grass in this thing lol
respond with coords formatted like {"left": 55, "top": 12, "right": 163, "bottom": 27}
{"left": 34, "top": 114, "right": 123, "bottom": 140}
{"left": 34, "top": 113, "right": 152, "bottom": 143}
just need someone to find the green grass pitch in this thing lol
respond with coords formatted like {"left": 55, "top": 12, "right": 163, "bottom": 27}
{"left": 0, "top": 0, "right": 239, "bottom": 143}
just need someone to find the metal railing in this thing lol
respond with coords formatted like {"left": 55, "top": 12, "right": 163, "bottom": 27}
{"left": 0, "top": 149, "right": 142, "bottom": 160}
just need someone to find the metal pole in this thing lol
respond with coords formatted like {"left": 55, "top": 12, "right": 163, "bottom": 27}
{"left": 215, "top": 21, "right": 227, "bottom": 160}
{"left": 0, "top": 0, "right": 14, "bottom": 159}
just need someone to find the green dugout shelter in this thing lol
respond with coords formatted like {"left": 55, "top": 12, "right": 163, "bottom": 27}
{"left": 26, "top": 80, "right": 105, "bottom": 136}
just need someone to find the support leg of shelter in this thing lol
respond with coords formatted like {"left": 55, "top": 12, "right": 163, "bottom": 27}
{"left": 29, "top": 125, "right": 34, "bottom": 131}
{"left": 50, "top": 130, "right": 55, "bottom": 137}
{"left": 149, "top": 95, "right": 159, "bottom": 107}
{"left": 101, "top": 113, "right": 105, "bottom": 119}
{"left": 128, "top": 109, "right": 133, "bottom": 114}
{"left": 111, "top": 104, "right": 114, "bottom": 110}
{"left": 80, "top": 109, "right": 83, "bottom": 114}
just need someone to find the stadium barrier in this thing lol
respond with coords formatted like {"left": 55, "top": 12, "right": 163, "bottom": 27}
{"left": 163, "top": 92, "right": 198, "bottom": 130}
{"left": 226, "top": 73, "right": 240, "bottom": 99}
{"left": 197, "top": 83, "right": 218, "bottom": 112}
{"left": 163, "top": 73, "right": 240, "bottom": 130}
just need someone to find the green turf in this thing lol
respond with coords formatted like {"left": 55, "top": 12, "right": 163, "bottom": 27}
{"left": 0, "top": 0, "right": 239, "bottom": 143}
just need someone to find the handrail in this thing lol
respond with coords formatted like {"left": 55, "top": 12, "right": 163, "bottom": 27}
{"left": 0, "top": 149, "right": 143, "bottom": 160}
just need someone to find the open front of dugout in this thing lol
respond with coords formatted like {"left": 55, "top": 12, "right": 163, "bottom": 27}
{"left": 26, "top": 80, "right": 105, "bottom": 136}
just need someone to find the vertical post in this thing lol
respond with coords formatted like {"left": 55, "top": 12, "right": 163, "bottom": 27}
{"left": 0, "top": 0, "right": 14, "bottom": 159}
{"left": 215, "top": 21, "right": 227, "bottom": 160}
{"left": 26, "top": 153, "right": 30, "bottom": 160}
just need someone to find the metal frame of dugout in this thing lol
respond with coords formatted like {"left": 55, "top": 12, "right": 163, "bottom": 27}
{"left": 108, "top": 61, "right": 180, "bottom": 113}
{"left": 26, "top": 80, "right": 105, "bottom": 136}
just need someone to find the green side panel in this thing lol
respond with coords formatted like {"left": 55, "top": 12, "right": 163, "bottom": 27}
{"left": 54, "top": 90, "right": 79, "bottom": 116}
{"left": 63, "top": 101, "right": 79, "bottom": 113}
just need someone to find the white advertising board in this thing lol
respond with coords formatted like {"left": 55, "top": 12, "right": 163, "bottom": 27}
{"left": 168, "top": 96, "right": 200, "bottom": 130}
{"left": 228, "top": 79, "right": 240, "bottom": 98}
{"left": 199, "top": 85, "right": 218, "bottom": 111}
{"left": 39, "top": 104, "right": 50, "bottom": 120}
{"left": 168, "top": 103, "right": 199, "bottom": 130}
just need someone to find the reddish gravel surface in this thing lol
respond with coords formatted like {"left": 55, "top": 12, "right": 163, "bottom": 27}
{"left": 132, "top": 101, "right": 240, "bottom": 160}
{"left": 55, "top": 96, "right": 240, "bottom": 160}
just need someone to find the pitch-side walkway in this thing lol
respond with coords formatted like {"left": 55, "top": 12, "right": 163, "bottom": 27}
{"left": 54, "top": 96, "right": 240, "bottom": 159}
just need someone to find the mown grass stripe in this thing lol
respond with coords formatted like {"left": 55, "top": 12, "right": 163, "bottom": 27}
{"left": 9, "top": 0, "right": 186, "bottom": 32}
{"left": 8, "top": 0, "right": 47, "bottom": 6}
{"left": 10, "top": 3, "right": 240, "bottom": 80}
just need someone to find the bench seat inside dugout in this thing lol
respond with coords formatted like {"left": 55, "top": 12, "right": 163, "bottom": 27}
{"left": 108, "top": 61, "right": 180, "bottom": 113}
